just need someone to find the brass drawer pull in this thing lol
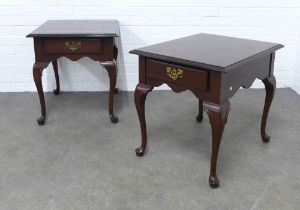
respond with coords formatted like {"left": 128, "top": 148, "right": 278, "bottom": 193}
{"left": 166, "top": 67, "right": 184, "bottom": 80}
{"left": 65, "top": 41, "right": 82, "bottom": 52}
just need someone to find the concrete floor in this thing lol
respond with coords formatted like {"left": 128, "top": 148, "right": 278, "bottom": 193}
{"left": 0, "top": 88, "right": 299, "bottom": 210}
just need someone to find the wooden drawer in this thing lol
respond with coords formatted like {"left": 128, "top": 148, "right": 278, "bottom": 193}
{"left": 44, "top": 39, "right": 102, "bottom": 54}
{"left": 146, "top": 59, "right": 208, "bottom": 91}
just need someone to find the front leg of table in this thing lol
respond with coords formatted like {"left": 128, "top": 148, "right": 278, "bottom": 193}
{"left": 52, "top": 60, "right": 60, "bottom": 95}
{"left": 196, "top": 99, "right": 204, "bottom": 122}
{"left": 102, "top": 62, "right": 118, "bottom": 123}
{"left": 261, "top": 75, "right": 276, "bottom": 143}
{"left": 33, "top": 62, "right": 49, "bottom": 125}
{"left": 134, "top": 83, "right": 153, "bottom": 156}
{"left": 204, "top": 100, "right": 230, "bottom": 188}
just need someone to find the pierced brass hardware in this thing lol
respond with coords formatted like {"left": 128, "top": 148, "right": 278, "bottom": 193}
{"left": 65, "top": 41, "right": 82, "bottom": 52}
{"left": 166, "top": 67, "right": 184, "bottom": 81}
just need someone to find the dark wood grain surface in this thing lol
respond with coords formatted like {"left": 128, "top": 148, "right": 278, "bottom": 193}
{"left": 130, "top": 33, "right": 283, "bottom": 72}
{"left": 131, "top": 33, "right": 283, "bottom": 188}
{"left": 27, "top": 20, "right": 119, "bottom": 38}
{"left": 27, "top": 20, "right": 119, "bottom": 125}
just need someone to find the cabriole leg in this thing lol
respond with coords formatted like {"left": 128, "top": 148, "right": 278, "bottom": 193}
{"left": 52, "top": 60, "right": 60, "bottom": 95}
{"left": 33, "top": 62, "right": 49, "bottom": 125}
{"left": 196, "top": 99, "right": 203, "bottom": 122}
{"left": 134, "top": 84, "right": 153, "bottom": 156}
{"left": 261, "top": 75, "right": 276, "bottom": 142}
{"left": 204, "top": 100, "right": 230, "bottom": 188}
{"left": 103, "top": 62, "right": 118, "bottom": 123}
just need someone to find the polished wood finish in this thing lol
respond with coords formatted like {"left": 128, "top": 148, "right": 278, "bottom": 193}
{"left": 27, "top": 20, "right": 119, "bottom": 38}
{"left": 27, "top": 20, "right": 119, "bottom": 125}
{"left": 130, "top": 33, "right": 283, "bottom": 188}
{"left": 130, "top": 33, "right": 283, "bottom": 72}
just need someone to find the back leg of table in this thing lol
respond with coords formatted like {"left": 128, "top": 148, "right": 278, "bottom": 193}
{"left": 113, "top": 45, "right": 119, "bottom": 95}
{"left": 196, "top": 99, "right": 203, "bottom": 122}
{"left": 52, "top": 60, "right": 60, "bottom": 95}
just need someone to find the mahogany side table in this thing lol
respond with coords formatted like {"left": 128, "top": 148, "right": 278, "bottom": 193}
{"left": 27, "top": 20, "right": 119, "bottom": 125}
{"left": 130, "top": 33, "right": 283, "bottom": 188}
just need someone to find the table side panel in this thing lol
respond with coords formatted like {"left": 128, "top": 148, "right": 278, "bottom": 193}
{"left": 139, "top": 56, "right": 147, "bottom": 83}
{"left": 33, "top": 38, "right": 44, "bottom": 62}
{"left": 220, "top": 54, "right": 272, "bottom": 101}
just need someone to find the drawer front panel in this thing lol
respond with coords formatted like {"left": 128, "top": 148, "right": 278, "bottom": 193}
{"left": 146, "top": 59, "right": 208, "bottom": 91}
{"left": 44, "top": 39, "right": 102, "bottom": 54}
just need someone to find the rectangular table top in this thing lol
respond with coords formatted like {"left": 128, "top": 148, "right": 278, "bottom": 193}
{"left": 130, "top": 33, "right": 283, "bottom": 72}
{"left": 27, "top": 20, "right": 119, "bottom": 38}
